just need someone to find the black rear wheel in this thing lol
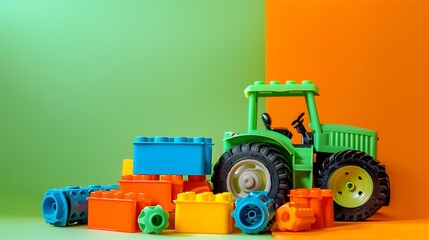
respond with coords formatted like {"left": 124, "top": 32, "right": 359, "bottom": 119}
{"left": 211, "top": 142, "right": 292, "bottom": 205}
{"left": 314, "top": 150, "right": 390, "bottom": 221}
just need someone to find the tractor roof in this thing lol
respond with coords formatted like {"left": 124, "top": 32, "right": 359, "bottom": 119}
{"left": 244, "top": 80, "right": 319, "bottom": 98}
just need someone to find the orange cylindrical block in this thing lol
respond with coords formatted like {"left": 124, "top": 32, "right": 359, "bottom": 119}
{"left": 321, "top": 189, "right": 335, "bottom": 227}
{"left": 289, "top": 189, "right": 310, "bottom": 207}
{"left": 309, "top": 188, "right": 324, "bottom": 229}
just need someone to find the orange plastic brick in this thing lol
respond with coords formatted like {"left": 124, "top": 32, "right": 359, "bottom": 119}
{"left": 174, "top": 192, "right": 235, "bottom": 234}
{"left": 187, "top": 186, "right": 211, "bottom": 194}
{"left": 276, "top": 202, "right": 315, "bottom": 231}
{"left": 119, "top": 175, "right": 182, "bottom": 212}
{"left": 288, "top": 188, "right": 335, "bottom": 229}
{"left": 183, "top": 175, "right": 212, "bottom": 193}
{"left": 162, "top": 175, "right": 185, "bottom": 200}
{"left": 167, "top": 212, "right": 175, "bottom": 229}
{"left": 87, "top": 191, "right": 151, "bottom": 232}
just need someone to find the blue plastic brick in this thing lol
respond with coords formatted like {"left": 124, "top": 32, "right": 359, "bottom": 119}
{"left": 232, "top": 191, "right": 276, "bottom": 234}
{"left": 42, "top": 184, "right": 118, "bottom": 227}
{"left": 133, "top": 136, "right": 213, "bottom": 175}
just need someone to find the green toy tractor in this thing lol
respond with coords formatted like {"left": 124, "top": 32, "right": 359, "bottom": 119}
{"left": 212, "top": 80, "right": 390, "bottom": 221}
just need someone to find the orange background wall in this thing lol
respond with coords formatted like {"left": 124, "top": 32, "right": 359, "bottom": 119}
{"left": 266, "top": 0, "right": 429, "bottom": 220}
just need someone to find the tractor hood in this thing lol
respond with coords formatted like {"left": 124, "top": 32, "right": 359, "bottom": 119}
{"left": 317, "top": 124, "right": 378, "bottom": 158}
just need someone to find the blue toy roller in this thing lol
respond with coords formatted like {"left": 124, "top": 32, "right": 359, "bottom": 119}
{"left": 42, "top": 184, "right": 118, "bottom": 227}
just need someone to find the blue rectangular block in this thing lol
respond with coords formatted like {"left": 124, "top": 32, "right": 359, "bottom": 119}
{"left": 133, "top": 136, "right": 213, "bottom": 175}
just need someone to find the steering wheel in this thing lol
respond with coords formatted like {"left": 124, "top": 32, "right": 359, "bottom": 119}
{"left": 291, "top": 112, "right": 305, "bottom": 127}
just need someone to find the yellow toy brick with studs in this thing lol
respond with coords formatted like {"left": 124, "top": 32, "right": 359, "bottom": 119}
{"left": 174, "top": 192, "right": 235, "bottom": 234}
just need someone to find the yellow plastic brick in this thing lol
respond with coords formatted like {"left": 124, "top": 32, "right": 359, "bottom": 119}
{"left": 174, "top": 192, "right": 235, "bottom": 234}
{"left": 121, "top": 159, "right": 133, "bottom": 176}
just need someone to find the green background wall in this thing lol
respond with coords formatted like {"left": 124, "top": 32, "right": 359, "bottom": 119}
{"left": 0, "top": 0, "right": 265, "bottom": 218}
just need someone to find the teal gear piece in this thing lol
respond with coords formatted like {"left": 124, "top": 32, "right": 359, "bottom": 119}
{"left": 232, "top": 191, "right": 276, "bottom": 234}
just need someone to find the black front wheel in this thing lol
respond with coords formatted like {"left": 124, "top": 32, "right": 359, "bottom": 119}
{"left": 314, "top": 150, "right": 390, "bottom": 221}
{"left": 211, "top": 142, "right": 292, "bottom": 205}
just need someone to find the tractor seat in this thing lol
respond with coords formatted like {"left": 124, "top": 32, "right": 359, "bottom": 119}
{"left": 261, "top": 113, "right": 293, "bottom": 139}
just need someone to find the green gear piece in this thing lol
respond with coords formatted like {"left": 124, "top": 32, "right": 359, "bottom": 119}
{"left": 138, "top": 205, "right": 169, "bottom": 234}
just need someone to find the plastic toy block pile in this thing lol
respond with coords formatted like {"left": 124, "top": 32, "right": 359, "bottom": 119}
{"left": 42, "top": 136, "right": 335, "bottom": 236}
